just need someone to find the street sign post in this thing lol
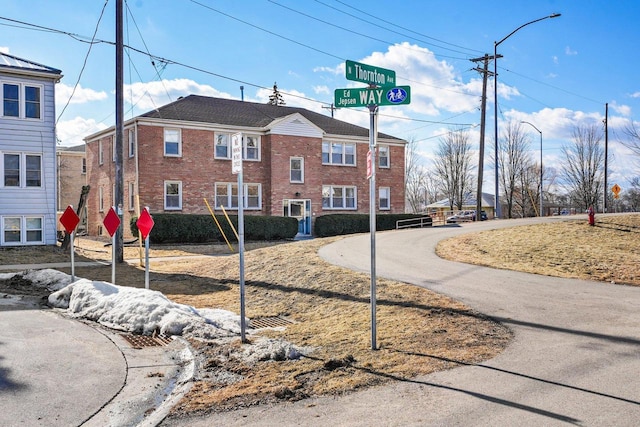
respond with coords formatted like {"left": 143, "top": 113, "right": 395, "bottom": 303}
{"left": 334, "top": 86, "right": 411, "bottom": 108}
{"left": 60, "top": 205, "right": 80, "bottom": 282}
{"left": 231, "top": 133, "right": 247, "bottom": 343}
{"left": 346, "top": 60, "right": 396, "bottom": 86}
{"left": 136, "top": 207, "right": 155, "bottom": 289}
{"left": 103, "top": 207, "right": 121, "bottom": 284}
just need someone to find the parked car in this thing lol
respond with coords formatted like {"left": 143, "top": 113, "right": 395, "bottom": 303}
{"left": 446, "top": 210, "right": 475, "bottom": 223}
{"left": 446, "top": 210, "right": 487, "bottom": 223}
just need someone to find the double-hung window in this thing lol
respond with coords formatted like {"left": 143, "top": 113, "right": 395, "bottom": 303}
{"left": 378, "top": 145, "right": 389, "bottom": 168}
{"left": 290, "top": 157, "right": 304, "bottom": 183}
{"left": 322, "top": 141, "right": 356, "bottom": 166}
{"left": 3, "top": 153, "right": 41, "bottom": 188}
{"left": 128, "top": 129, "right": 136, "bottom": 157}
{"left": 164, "top": 181, "right": 182, "bottom": 210}
{"left": 2, "top": 216, "right": 43, "bottom": 245}
{"left": 379, "top": 187, "right": 390, "bottom": 210}
{"left": 322, "top": 185, "right": 357, "bottom": 209}
{"left": 2, "top": 82, "right": 42, "bottom": 119}
{"left": 98, "top": 140, "right": 104, "bottom": 165}
{"left": 215, "top": 182, "right": 261, "bottom": 209}
{"left": 164, "top": 128, "right": 181, "bottom": 157}
{"left": 214, "top": 133, "right": 261, "bottom": 161}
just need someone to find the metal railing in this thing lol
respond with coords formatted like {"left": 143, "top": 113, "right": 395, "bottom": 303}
{"left": 396, "top": 215, "right": 433, "bottom": 230}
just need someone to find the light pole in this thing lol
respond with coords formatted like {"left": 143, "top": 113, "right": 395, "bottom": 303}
{"left": 493, "top": 13, "right": 560, "bottom": 219}
{"left": 521, "top": 121, "right": 543, "bottom": 217}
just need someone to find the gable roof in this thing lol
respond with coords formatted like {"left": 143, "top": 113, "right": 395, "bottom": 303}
{"left": 426, "top": 192, "right": 495, "bottom": 209}
{"left": 138, "top": 95, "right": 403, "bottom": 141}
{"left": 0, "top": 52, "right": 62, "bottom": 80}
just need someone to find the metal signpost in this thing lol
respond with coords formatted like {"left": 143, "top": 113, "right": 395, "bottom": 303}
{"left": 103, "top": 207, "right": 121, "bottom": 285}
{"left": 136, "top": 207, "right": 155, "bottom": 289}
{"left": 232, "top": 132, "right": 247, "bottom": 343}
{"left": 335, "top": 60, "right": 410, "bottom": 350}
{"left": 59, "top": 205, "right": 80, "bottom": 282}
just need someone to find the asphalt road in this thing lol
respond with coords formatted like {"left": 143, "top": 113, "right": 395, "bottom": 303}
{"left": 168, "top": 215, "right": 640, "bottom": 426}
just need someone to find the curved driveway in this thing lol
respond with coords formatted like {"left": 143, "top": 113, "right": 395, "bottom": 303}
{"left": 181, "top": 216, "right": 640, "bottom": 427}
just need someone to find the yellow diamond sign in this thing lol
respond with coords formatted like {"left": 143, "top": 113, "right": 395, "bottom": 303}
{"left": 612, "top": 183, "right": 621, "bottom": 199}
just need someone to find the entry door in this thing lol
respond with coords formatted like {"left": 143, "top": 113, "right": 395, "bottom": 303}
{"left": 284, "top": 199, "right": 311, "bottom": 235}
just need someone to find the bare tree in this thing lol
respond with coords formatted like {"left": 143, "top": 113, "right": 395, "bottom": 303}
{"left": 433, "top": 128, "right": 474, "bottom": 210}
{"left": 499, "top": 121, "right": 533, "bottom": 218}
{"left": 404, "top": 137, "right": 428, "bottom": 213}
{"left": 622, "top": 121, "right": 640, "bottom": 170}
{"left": 561, "top": 124, "right": 604, "bottom": 210}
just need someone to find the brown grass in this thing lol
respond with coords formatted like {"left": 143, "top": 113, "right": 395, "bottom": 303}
{"left": 436, "top": 214, "right": 640, "bottom": 286}
{"left": 0, "top": 234, "right": 510, "bottom": 415}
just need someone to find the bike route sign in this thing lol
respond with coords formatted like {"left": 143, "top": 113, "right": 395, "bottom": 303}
{"left": 334, "top": 86, "right": 411, "bottom": 108}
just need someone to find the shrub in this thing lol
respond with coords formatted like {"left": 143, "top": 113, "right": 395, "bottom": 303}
{"left": 314, "top": 213, "right": 431, "bottom": 237}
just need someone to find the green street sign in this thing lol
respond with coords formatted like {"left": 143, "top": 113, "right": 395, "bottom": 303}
{"left": 334, "top": 86, "right": 411, "bottom": 108}
{"left": 346, "top": 60, "right": 396, "bottom": 86}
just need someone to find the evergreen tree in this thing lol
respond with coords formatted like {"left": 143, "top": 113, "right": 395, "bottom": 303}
{"left": 267, "top": 82, "right": 286, "bottom": 106}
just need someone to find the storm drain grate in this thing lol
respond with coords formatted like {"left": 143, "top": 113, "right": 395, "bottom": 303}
{"left": 121, "top": 333, "right": 173, "bottom": 348}
{"left": 250, "top": 316, "right": 294, "bottom": 329}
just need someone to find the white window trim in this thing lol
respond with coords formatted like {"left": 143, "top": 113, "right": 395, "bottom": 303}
{"left": 98, "top": 140, "right": 104, "bottom": 165}
{"left": 128, "top": 182, "right": 135, "bottom": 211}
{"left": 214, "top": 182, "right": 262, "bottom": 210}
{"left": 2, "top": 152, "right": 42, "bottom": 189}
{"left": 379, "top": 187, "right": 391, "bottom": 210}
{"left": 214, "top": 133, "right": 261, "bottom": 161}
{"left": 128, "top": 128, "right": 136, "bottom": 158}
{"left": 164, "top": 128, "right": 182, "bottom": 157}
{"left": 290, "top": 157, "right": 304, "bottom": 183}
{"left": 112, "top": 136, "right": 116, "bottom": 162}
{"left": 1, "top": 81, "right": 44, "bottom": 121}
{"left": 378, "top": 145, "right": 390, "bottom": 168}
{"left": 98, "top": 187, "right": 104, "bottom": 212}
{"left": 322, "top": 141, "right": 356, "bottom": 166}
{"left": 214, "top": 132, "right": 230, "bottom": 159}
{"left": 322, "top": 185, "right": 357, "bottom": 210}
{"left": 2, "top": 215, "right": 45, "bottom": 245}
{"left": 164, "top": 180, "right": 183, "bottom": 210}
{"left": 82, "top": 158, "right": 87, "bottom": 174}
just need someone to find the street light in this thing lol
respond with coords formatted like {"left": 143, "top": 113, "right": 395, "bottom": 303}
{"left": 493, "top": 13, "right": 561, "bottom": 219}
{"left": 521, "top": 121, "right": 543, "bottom": 217}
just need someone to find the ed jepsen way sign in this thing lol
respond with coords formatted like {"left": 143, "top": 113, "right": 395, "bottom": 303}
{"left": 334, "top": 86, "right": 411, "bottom": 108}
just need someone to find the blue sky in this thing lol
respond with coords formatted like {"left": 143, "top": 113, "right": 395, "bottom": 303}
{"left": 2, "top": 0, "right": 639, "bottom": 193}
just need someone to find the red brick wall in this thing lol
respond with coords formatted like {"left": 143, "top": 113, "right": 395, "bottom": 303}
{"left": 86, "top": 123, "right": 406, "bottom": 237}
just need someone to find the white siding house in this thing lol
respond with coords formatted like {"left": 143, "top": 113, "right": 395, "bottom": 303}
{"left": 0, "top": 53, "right": 62, "bottom": 246}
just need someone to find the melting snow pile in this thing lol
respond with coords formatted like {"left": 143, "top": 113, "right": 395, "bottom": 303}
{"left": 48, "top": 278, "right": 245, "bottom": 339}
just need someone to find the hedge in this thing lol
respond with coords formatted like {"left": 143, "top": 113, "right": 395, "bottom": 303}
{"left": 314, "top": 213, "right": 432, "bottom": 237}
{"left": 130, "top": 213, "right": 299, "bottom": 244}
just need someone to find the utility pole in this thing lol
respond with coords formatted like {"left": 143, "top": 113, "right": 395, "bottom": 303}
{"left": 603, "top": 103, "right": 608, "bottom": 213}
{"left": 470, "top": 54, "right": 499, "bottom": 220}
{"left": 115, "top": 0, "right": 124, "bottom": 262}
{"left": 322, "top": 103, "right": 337, "bottom": 118}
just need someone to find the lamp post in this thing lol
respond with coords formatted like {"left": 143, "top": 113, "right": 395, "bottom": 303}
{"left": 521, "top": 121, "right": 543, "bottom": 217}
{"left": 493, "top": 13, "right": 561, "bottom": 219}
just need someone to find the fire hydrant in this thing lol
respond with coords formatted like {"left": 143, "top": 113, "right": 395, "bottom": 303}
{"left": 588, "top": 206, "right": 595, "bottom": 226}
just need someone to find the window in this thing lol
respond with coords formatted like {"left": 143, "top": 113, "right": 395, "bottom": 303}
{"left": 128, "top": 129, "right": 135, "bottom": 157}
{"left": 2, "top": 153, "right": 41, "bottom": 188}
{"left": 25, "top": 155, "right": 41, "bottom": 187}
{"left": 99, "top": 187, "right": 104, "bottom": 212}
{"left": 112, "top": 136, "right": 116, "bottom": 162}
{"left": 214, "top": 133, "right": 260, "bottom": 160}
{"left": 2, "top": 216, "right": 43, "bottom": 245}
{"left": 98, "top": 140, "right": 104, "bottom": 165}
{"left": 322, "top": 185, "right": 356, "bottom": 209}
{"left": 2, "top": 83, "right": 42, "bottom": 119}
{"left": 128, "top": 182, "right": 135, "bottom": 211}
{"left": 379, "top": 187, "right": 390, "bottom": 210}
{"left": 25, "top": 86, "right": 41, "bottom": 119}
{"left": 3, "top": 83, "right": 19, "bottom": 117}
{"left": 4, "top": 154, "right": 20, "bottom": 186}
{"left": 164, "top": 128, "right": 181, "bottom": 157}
{"left": 82, "top": 158, "right": 87, "bottom": 174}
{"left": 164, "top": 181, "right": 182, "bottom": 210}
{"left": 322, "top": 141, "right": 356, "bottom": 166}
{"left": 290, "top": 157, "right": 304, "bottom": 183}
{"left": 215, "top": 182, "right": 261, "bottom": 209}
{"left": 379, "top": 145, "right": 389, "bottom": 168}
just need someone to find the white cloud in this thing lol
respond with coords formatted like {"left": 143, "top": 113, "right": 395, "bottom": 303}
{"left": 313, "top": 85, "right": 330, "bottom": 95}
{"left": 0, "top": 46, "right": 9, "bottom": 54}
{"left": 56, "top": 116, "right": 107, "bottom": 147}
{"left": 630, "top": 92, "right": 640, "bottom": 99}
{"left": 552, "top": 55, "right": 559, "bottom": 64}
{"left": 123, "top": 78, "right": 235, "bottom": 112}
{"left": 56, "top": 83, "right": 108, "bottom": 105}
{"left": 565, "top": 46, "right": 578, "bottom": 55}
{"left": 610, "top": 102, "right": 632, "bottom": 117}
{"left": 313, "top": 65, "right": 340, "bottom": 75}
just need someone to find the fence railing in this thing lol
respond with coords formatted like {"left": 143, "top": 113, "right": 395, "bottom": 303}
{"left": 396, "top": 215, "right": 433, "bottom": 230}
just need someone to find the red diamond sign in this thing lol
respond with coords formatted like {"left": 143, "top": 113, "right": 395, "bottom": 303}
{"left": 60, "top": 205, "right": 80, "bottom": 234}
{"left": 136, "top": 208, "right": 154, "bottom": 240}
{"left": 103, "top": 207, "right": 121, "bottom": 237}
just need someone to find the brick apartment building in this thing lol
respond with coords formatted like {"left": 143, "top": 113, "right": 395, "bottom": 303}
{"left": 84, "top": 95, "right": 406, "bottom": 238}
